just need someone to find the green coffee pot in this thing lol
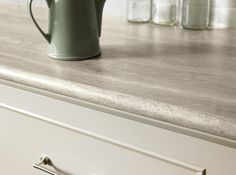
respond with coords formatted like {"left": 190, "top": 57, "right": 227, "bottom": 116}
{"left": 28, "top": 0, "right": 106, "bottom": 60}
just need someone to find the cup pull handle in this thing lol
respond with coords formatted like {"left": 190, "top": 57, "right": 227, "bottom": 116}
{"left": 28, "top": 0, "right": 51, "bottom": 43}
{"left": 33, "top": 155, "right": 62, "bottom": 175}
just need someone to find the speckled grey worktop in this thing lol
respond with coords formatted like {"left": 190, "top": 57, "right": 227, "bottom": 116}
{"left": 0, "top": 5, "right": 236, "bottom": 142}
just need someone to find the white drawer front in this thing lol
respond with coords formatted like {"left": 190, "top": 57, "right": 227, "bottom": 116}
{"left": 0, "top": 107, "right": 200, "bottom": 175}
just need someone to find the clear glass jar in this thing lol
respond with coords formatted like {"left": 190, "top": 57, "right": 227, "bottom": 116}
{"left": 127, "top": 0, "right": 151, "bottom": 22}
{"left": 209, "top": 0, "right": 236, "bottom": 29}
{"left": 152, "top": 0, "right": 179, "bottom": 26}
{"left": 182, "top": 0, "right": 210, "bottom": 30}
{"left": 178, "top": 0, "right": 183, "bottom": 24}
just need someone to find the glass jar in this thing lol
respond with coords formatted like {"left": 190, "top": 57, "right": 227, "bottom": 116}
{"left": 127, "top": 0, "right": 151, "bottom": 22}
{"left": 209, "top": 0, "right": 236, "bottom": 29}
{"left": 178, "top": 0, "right": 183, "bottom": 24}
{"left": 152, "top": 0, "right": 179, "bottom": 26}
{"left": 182, "top": 0, "right": 210, "bottom": 30}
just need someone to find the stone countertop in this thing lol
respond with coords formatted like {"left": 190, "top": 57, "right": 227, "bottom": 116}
{"left": 0, "top": 5, "right": 236, "bottom": 142}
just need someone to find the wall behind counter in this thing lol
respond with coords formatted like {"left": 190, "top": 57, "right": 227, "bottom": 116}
{"left": 0, "top": 0, "right": 127, "bottom": 17}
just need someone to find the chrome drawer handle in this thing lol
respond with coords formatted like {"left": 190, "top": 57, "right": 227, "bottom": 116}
{"left": 33, "top": 155, "right": 62, "bottom": 175}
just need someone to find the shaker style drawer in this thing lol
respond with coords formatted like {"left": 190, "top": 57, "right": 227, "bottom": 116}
{"left": 0, "top": 107, "right": 200, "bottom": 175}
{"left": 1, "top": 83, "right": 236, "bottom": 175}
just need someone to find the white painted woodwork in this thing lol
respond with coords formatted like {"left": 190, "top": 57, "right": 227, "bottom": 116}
{"left": 0, "top": 83, "right": 236, "bottom": 175}
{"left": 0, "top": 107, "right": 199, "bottom": 175}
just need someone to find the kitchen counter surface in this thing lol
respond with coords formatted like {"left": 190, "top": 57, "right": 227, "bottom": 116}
{"left": 0, "top": 5, "right": 236, "bottom": 142}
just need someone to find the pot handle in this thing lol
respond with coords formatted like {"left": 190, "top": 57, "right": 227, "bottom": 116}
{"left": 28, "top": 0, "right": 51, "bottom": 43}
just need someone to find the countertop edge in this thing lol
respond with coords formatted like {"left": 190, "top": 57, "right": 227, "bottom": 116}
{"left": 0, "top": 65, "right": 236, "bottom": 142}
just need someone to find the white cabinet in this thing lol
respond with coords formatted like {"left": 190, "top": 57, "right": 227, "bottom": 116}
{"left": 0, "top": 107, "right": 198, "bottom": 175}
{"left": 0, "top": 83, "right": 236, "bottom": 175}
